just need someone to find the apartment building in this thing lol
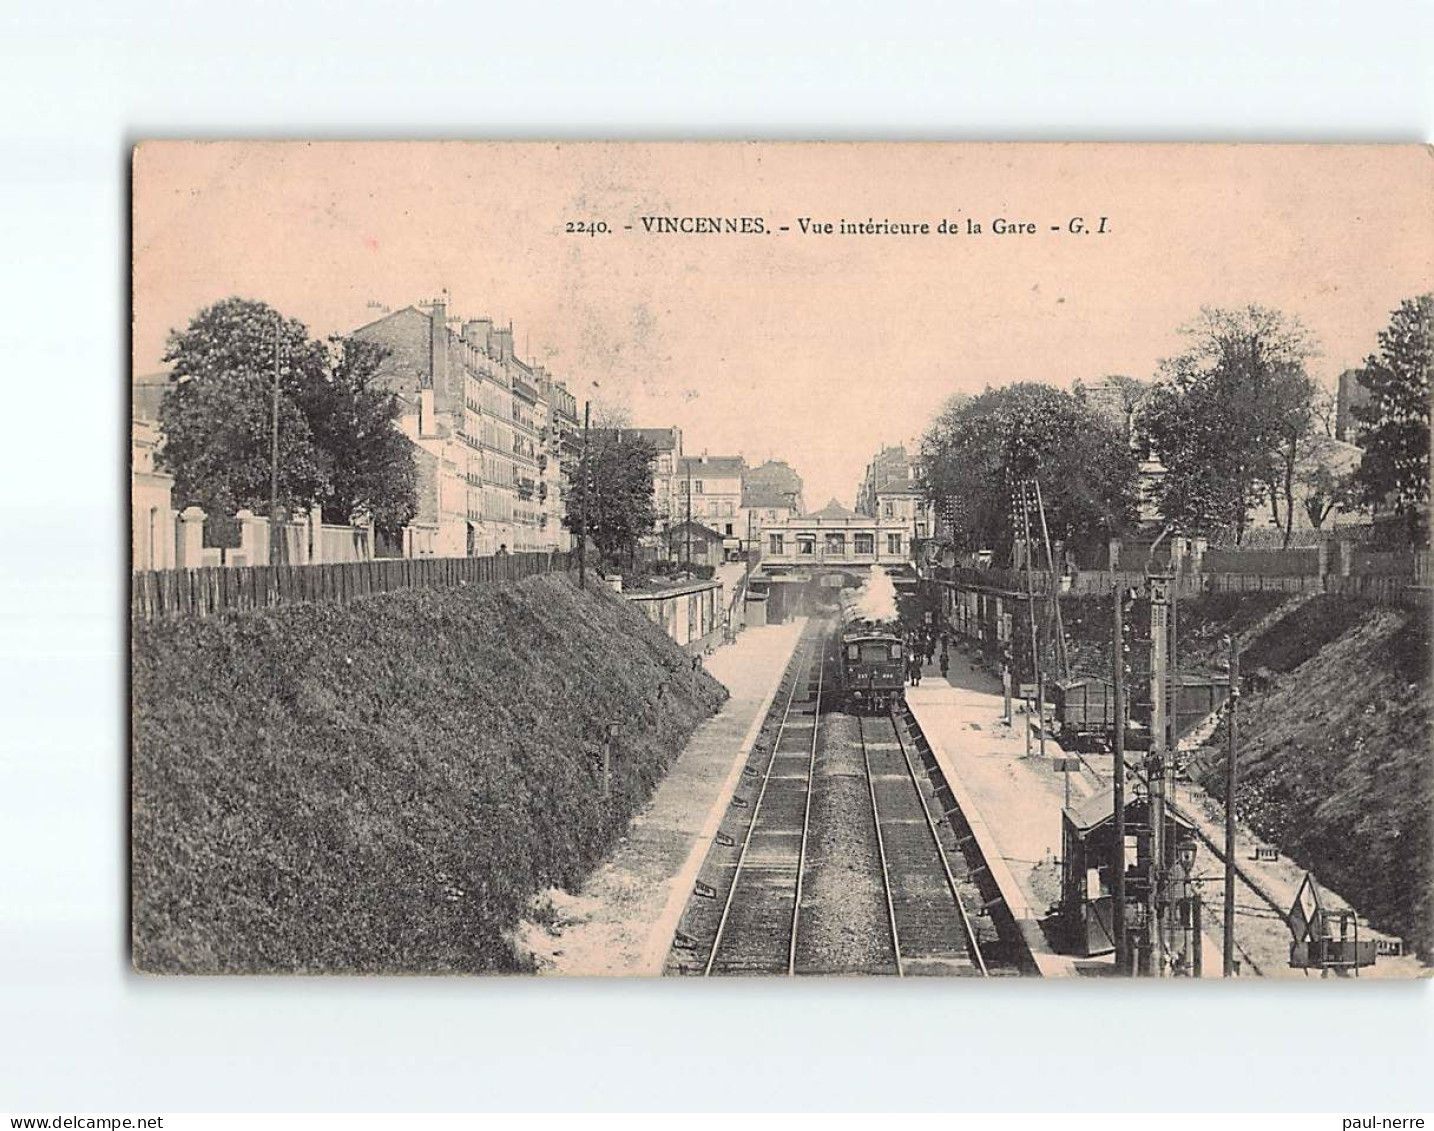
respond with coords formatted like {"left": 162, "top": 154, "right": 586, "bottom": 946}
{"left": 677, "top": 453, "right": 746, "bottom": 556}
{"left": 856, "top": 445, "right": 931, "bottom": 544}
{"left": 352, "top": 299, "right": 577, "bottom": 556}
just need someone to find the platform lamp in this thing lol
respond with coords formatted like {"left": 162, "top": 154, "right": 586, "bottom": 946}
{"left": 1174, "top": 837, "right": 1202, "bottom": 976}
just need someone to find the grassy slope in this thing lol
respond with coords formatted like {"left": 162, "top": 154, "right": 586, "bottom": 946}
{"left": 1058, "top": 590, "right": 1431, "bottom": 956}
{"left": 132, "top": 574, "right": 727, "bottom": 974}
{"left": 1207, "top": 599, "right": 1432, "bottom": 957}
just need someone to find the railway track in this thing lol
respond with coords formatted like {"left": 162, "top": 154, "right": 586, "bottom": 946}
{"left": 670, "top": 616, "right": 1019, "bottom": 976}
{"left": 700, "top": 621, "right": 827, "bottom": 974}
{"left": 857, "top": 709, "right": 988, "bottom": 976}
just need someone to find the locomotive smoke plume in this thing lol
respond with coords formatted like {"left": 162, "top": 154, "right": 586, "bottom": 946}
{"left": 853, "top": 567, "right": 899, "bottom": 623}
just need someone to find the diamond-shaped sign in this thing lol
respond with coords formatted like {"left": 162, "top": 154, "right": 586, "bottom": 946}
{"left": 1288, "top": 873, "right": 1325, "bottom": 943}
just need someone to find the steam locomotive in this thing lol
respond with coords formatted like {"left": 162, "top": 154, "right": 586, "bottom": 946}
{"left": 834, "top": 589, "right": 907, "bottom": 713}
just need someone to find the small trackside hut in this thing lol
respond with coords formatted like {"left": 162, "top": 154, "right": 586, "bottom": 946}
{"left": 1060, "top": 787, "right": 1197, "bottom": 958}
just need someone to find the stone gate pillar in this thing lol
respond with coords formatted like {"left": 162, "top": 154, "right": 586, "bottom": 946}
{"left": 177, "top": 506, "right": 206, "bottom": 568}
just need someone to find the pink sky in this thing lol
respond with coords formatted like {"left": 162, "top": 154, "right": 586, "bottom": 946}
{"left": 133, "top": 142, "right": 1433, "bottom": 508}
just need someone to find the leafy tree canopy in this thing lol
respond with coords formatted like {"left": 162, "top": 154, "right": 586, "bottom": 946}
{"left": 563, "top": 428, "right": 657, "bottom": 567}
{"left": 1139, "top": 305, "right": 1318, "bottom": 544}
{"left": 1352, "top": 294, "right": 1432, "bottom": 522}
{"left": 158, "top": 298, "right": 418, "bottom": 538}
{"left": 919, "top": 383, "right": 1140, "bottom": 563}
{"left": 297, "top": 335, "right": 418, "bottom": 536}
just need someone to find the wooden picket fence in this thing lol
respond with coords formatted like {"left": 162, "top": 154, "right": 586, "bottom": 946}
{"left": 132, "top": 551, "right": 576, "bottom": 621}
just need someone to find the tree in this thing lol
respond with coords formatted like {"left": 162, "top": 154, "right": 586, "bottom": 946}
{"left": 919, "top": 383, "right": 1140, "bottom": 564}
{"left": 1352, "top": 294, "right": 1432, "bottom": 528}
{"left": 563, "top": 426, "right": 656, "bottom": 570}
{"left": 1300, "top": 460, "right": 1359, "bottom": 530}
{"left": 296, "top": 336, "right": 418, "bottom": 537}
{"left": 158, "top": 299, "right": 421, "bottom": 550}
{"left": 1140, "top": 305, "right": 1319, "bottom": 546}
{"left": 1311, "top": 385, "right": 1339, "bottom": 439}
{"left": 158, "top": 298, "right": 327, "bottom": 522}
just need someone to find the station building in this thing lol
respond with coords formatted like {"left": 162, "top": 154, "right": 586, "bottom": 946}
{"left": 760, "top": 499, "right": 914, "bottom": 568}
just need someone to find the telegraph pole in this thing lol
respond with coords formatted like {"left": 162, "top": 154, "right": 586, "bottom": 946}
{"left": 578, "top": 400, "right": 590, "bottom": 589}
{"left": 1017, "top": 483, "right": 1041, "bottom": 742}
{"left": 1224, "top": 634, "right": 1241, "bottom": 976}
{"left": 1145, "top": 569, "right": 1174, "bottom": 976}
{"left": 1169, "top": 565, "right": 1180, "bottom": 758}
{"left": 269, "top": 314, "right": 283, "bottom": 567}
{"left": 1032, "top": 480, "right": 1070, "bottom": 682}
{"left": 1112, "top": 589, "right": 1128, "bottom": 974}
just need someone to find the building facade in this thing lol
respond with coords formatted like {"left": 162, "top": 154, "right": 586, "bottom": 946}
{"left": 761, "top": 499, "right": 914, "bottom": 567}
{"left": 741, "top": 459, "right": 804, "bottom": 553}
{"left": 856, "top": 445, "right": 932, "bottom": 544}
{"left": 1336, "top": 367, "right": 1373, "bottom": 444}
{"left": 132, "top": 413, "right": 176, "bottom": 571}
{"left": 352, "top": 299, "right": 578, "bottom": 556}
{"left": 676, "top": 454, "right": 746, "bottom": 557}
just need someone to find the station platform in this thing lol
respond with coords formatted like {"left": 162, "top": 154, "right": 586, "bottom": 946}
{"left": 905, "top": 648, "right": 1227, "bottom": 977}
{"left": 518, "top": 617, "right": 806, "bottom": 976}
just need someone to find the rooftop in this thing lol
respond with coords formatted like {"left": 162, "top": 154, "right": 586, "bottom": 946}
{"left": 678, "top": 454, "right": 746, "bottom": 476}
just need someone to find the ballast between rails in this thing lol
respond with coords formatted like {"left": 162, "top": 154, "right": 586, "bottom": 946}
{"left": 857, "top": 712, "right": 906, "bottom": 975}
{"left": 702, "top": 628, "right": 825, "bottom": 976}
{"left": 887, "top": 706, "right": 990, "bottom": 976}
{"left": 787, "top": 632, "right": 826, "bottom": 975}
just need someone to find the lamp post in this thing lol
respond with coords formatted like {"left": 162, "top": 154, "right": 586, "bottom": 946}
{"left": 578, "top": 399, "right": 591, "bottom": 588}
{"left": 269, "top": 314, "right": 285, "bottom": 567}
{"left": 1175, "top": 838, "right": 1200, "bottom": 976}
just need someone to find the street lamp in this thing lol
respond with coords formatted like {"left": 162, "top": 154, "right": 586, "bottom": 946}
{"left": 268, "top": 314, "right": 287, "bottom": 567}
{"left": 576, "top": 379, "right": 599, "bottom": 588}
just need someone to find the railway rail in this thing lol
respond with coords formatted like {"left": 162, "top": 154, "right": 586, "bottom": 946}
{"left": 670, "top": 616, "right": 1018, "bottom": 976}
{"left": 857, "top": 709, "right": 988, "bottom": 976}
{"left": 701, "top": 621, "right": 827, "bottom": 974}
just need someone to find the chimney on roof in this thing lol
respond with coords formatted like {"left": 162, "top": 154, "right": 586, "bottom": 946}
{"left": 429, "top": 298, "right": 450, "bottom": 405}
{"left": 464, "top": 318, "right": 493, "bottom": 350}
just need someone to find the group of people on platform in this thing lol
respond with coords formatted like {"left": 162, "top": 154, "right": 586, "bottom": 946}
{"left": 904, "top": 624, "right": 950, "bottom": 686}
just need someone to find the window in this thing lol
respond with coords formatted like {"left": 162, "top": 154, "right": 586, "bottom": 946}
{"left": 887, "top": 533, "right": 903, "bottom": 555}
{"left": 769, "top": 533, "right": 784, "bottom": 555}
{"left": 854, "top": 533, "right": 874, "bottom": 555}
{"left": 850, "top": 642, "right": 900, "bottom": 662}
{"left": 883, "top": 501, "right": 894, "bottom": 517}
{"left": 797, "top": 535, "right": 816, "bottom": 556}
{"left": 825, "top": 532, "right": 845, "bottom": 555}
{"left": 693, "top": 481, "right": 704, "bottom": 494}
{"left": 724, "top": 523, "right": 733, "bottom": 536}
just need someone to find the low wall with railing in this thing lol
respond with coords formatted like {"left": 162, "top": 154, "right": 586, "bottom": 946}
{"left": 132, "top": 551, "right": 575, "bottom": 620}
{"left": 941, "top": 555, "right": 1431, "bottom": 608}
